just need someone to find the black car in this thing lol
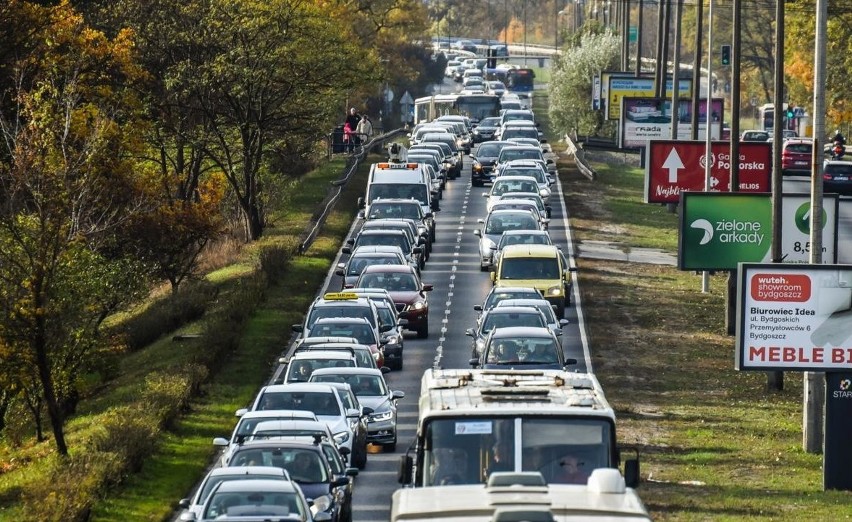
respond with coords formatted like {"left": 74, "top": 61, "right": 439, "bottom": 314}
{"left": 365, "top": 198, "right": 436, "bottom": 245}
{"left": 471, "top": 140, "right": 513, "bottom": 187}
{"left": 472, "top": 117, "right": 501, "bottom": 143}
{"left": 227, "top": 440, "right": 353, "bottom": 522}
{"left": 822, "top": 160, "right": 852, "bottom": 195}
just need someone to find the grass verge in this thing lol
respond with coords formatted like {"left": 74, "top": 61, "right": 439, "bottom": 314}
{"left": 559, "top": 151, "right": 852, "bottom": 520}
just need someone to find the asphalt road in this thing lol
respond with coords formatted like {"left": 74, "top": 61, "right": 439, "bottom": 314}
{"left": 327, "top": 152, "right": 588, "bottom": 522}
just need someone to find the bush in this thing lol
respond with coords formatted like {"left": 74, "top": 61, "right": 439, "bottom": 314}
{"left": 141, "top": 364, "right": 208, "bottom": 430}
{"left": 90, "top": 406, "right": 160, "bottom": 474}
{"left": 258, "top": 240, "right": 298, "bottom": 285}
{"left": 118, "top": 281, "right": 218, "bottom": 352}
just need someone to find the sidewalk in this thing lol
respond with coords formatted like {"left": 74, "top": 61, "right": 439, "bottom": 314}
{"left": 575, "top": 240, "right": 677, "bottom": 266}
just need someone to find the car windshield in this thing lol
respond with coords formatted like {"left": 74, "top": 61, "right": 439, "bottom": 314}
{"left": 355, "top": 232, "right": 411, "bottom": 252}
{"left": 502, "top": 168, "right": 545, "bottom": 183}
{"left": 485, "top": 336, "right": 560, "bottom": 365}
{"left": 197, "top": 474, "right": 283, "bottom": 507}
{"left": 491, "top": 180, "right": 539, "bottom": 196}
{"left": 256, "top": 391, "right": 341, "bottom": 416}
{"left": 312, "top": 374, "right": 388, "bottom": 397}
{"left": 306, "top": 305, "right": 373, "bottom": 329}
{"left": 484, "top": 290, "right": 541, "bottom": 309}
{"left": 481, "top": 312, "right": 546, "bottom": 333}
{"left": 499, "top": 257, "right": 560, "bottom": 279}
{"left": 484, "top": 213, "right": 539, "bottom": 235}
{"left": 369, "top": 202, "right": 422, "bottom": 220}
{"left": 310, "top": 323, "right": 375, "bottom": 345}
{"left": 376, "top": 307, "right": 395, "bottom": 328}
{"left": 369, "top": 184, "right": 428, "bottom": 206}
{"left": 825, "top": 163, "right": 852, "bottom": 175}
{"left": 286, "top": 357, "right": 356, "bottom": 383}
{"left": 203, "top": 488, "right": 304, "bottom": 519}
{"left": 479, "top": 117, "right": 501, "bottom": 127}
{"left": 499, "top": 233, "right": 550, "bottom": 248}
{"left": 499, "top": 149, "right": 542, "bottom": 162}
{"left": 477, "top": 142, "right": 507, "bottom": 157}
{"left": 229, "top": 447, "right": 329, "bottom": 484}
{"left": 347, "top": 255, "right": 400, "bottom": 276}
{"left": 502, "top": 128, "right": 539, "bottom": 140}
{"left": 357, "top": 272, "right": 419, "bottom": 292}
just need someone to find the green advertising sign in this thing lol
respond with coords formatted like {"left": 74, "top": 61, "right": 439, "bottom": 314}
{"left": 679, "top": 193, "right": 773, "bottom": 270}
{"left": 629, "top": 26, "right": 637, "bottom": 43}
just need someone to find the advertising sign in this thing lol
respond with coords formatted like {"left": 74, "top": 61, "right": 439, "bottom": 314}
{"left": 645, "top": 140, "right": 771, "bottom": 203}
{"left": 599, "top": 71, "right": 636, "bottom": 118}
{"left": 621, "top": 98, "right": 723, "bottom": 148}
{"left": 592, "top": 74, "right": 601, "bottom": 110}
{"left": 606, "top": 76, "right": 692, "bottom": 120}
{"left": 736, "top": 264, "right": 852, "bottom": 371}
{"left": 678, "top": 193, "right": 839, "bottom": 271}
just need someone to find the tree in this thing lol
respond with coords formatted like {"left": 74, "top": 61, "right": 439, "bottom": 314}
{"left": 0, "top": 1, "right": 150, "bottom": 455}
{"left": 549, "top": 31, "right": 620, "bottom": 137}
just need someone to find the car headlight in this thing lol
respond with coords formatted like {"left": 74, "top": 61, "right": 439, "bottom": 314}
{"left": 311, "top": 494, "right": 333, "bottom": 513}
{"left": 547, "top": 285, "right": 563, "bottom": 296}
{"left": 411, "top": 301, "right": 426, "bottom": 311}
{"left": 473, "top": 164, "right": 483, "bottom": 172}
{"left": 369, "top": 410, "right": 393, "bottom": 422}
{"left": 473, "top": 129, "right": 480, "bottom": 135}
{"left": 333, "top": 431, "right": 350, "bottom": 444}
{"left": 540, "top": 188, "right": 551, "bottom": 198}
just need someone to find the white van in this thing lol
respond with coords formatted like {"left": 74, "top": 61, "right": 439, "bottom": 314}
{"left": 359, "top": 163, "right": 438, "bottom": 218}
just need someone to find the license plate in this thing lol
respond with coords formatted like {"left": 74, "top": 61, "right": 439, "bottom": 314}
{"left": 795, "top": 161, "right": 808, "bottom": 166}
{"left": 834, "top": 176, "right": 848, "bottom": 181}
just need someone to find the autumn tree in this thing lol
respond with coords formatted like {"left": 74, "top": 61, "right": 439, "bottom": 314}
{"left": 0, "top": 1, "right": 150, "bottom": 455}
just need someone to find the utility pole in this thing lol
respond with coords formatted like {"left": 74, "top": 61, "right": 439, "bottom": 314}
{"left": 767, "top": 0, "right": 786, "bottom": 392}
{"left": 670, "top": 0, "right": 682, "bottom": 139}
{"left": 660, "top": 0, "right": 672, "bottom": 98}
{"left": 622, "top": 0, "right": 630, "bottom": 71}
{"left": 804, "top": 0, "right": 827, "bottom": 455}
{"left": 702, "top": 0, "right": 714, "bottom": 294}
{"left": 654, "top": 0, "right": 666, "bottom": 96}
{"left": 635, "top": 0, "right": 644, "bottom": 75}
{"left": 690, "top": 0, "right": 703, "bottom": 140}
{"left": 726, "top": 0, "right": 742, "bottom": 337}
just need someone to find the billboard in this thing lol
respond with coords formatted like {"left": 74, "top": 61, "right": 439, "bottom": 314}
{"left": 736, "top": 264, "right": 852, "bottom": 371}
{"left": 606, "top": 76, "right": 692, "bottom": 120}
{"left": 645, "top": 140, "right": 772, "bottom": 203}
{"left": 599, "top": 71, "right": 637, "bottom": 118}
{"left": 678, "top": 193, "right": 839, "bottom": 271}
{"left": 621, "top": 98, "right": 723, "bottom": 148}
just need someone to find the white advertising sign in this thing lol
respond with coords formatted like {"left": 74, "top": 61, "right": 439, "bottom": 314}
{"left": 736, "top": 264, "right": 852, "bottom": 371}
{"left": 780, "top": 195, "right": 838, "bottom": 263}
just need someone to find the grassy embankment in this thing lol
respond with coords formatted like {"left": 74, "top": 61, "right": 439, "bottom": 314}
{"left": 0, "top": 152, "right": 380, "bottom": 521}
{"left": 534, "top": 94, "right": 852, "bottom": 520}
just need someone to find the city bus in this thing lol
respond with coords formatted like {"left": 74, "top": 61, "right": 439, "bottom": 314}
{"left": 506, "top": 68, "right": 535, "bottom": 93}
{"left": 397, "top": 369, "right": 639, "bottom": 489}
{"left": 414, "top": 94, "right": 500, "bottom": 125}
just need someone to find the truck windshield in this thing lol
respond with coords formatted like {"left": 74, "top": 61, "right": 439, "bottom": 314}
{"left": 499, "top": 257, "right": 560, "bottom": 279}
{"left": 422, "top": 417, "right": 611, "bottom": 486}
{"left": 369, "top": 184, "right": 428, "bottom": 207}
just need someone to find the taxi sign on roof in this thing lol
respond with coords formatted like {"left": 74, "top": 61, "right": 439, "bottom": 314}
{"left": 376, "top": 163, "right": 418, "bottom": 169}
{"left": 323, "top": 292, "right": 359, "bottom": 300}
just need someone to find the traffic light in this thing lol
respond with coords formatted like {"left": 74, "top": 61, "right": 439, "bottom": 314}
{"left": 785, "top": 106, "right": 795, "bottom": 119}
{"left": 486, "top": 48, "right": 497, "bottom": 69}
{"left": 720, "top": 44, "right": 731, "bottom": 66}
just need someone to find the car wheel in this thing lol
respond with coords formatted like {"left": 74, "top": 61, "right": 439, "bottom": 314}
{"left": 417, "top": 320, "right": 429, "bottom": 339}
{"left": 386, "top": 433, "right": 397, "bottom": 452}
{"left": 555, "top": 300, "right": 566, "bottom": 318}
{"left": 480, "top": 263, "right": 489, "bottom": 272}
{"left": 355, "top": 444, "right": 368, "bottom": 469}
{"left": 393, "top": 355, "right": 403, "bottom": 371}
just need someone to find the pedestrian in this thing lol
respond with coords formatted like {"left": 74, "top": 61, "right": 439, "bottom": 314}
{"left": 344, "top": 107, "right": 361, "bottom": 153}
{"left": 343, "top": 121, "right": 355, "bottom": 153}
{"left": 356, "top": 114, "right": 373, "bottom": 145}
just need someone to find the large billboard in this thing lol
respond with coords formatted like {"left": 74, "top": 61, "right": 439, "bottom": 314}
{"left": 736, "top": 264, "right": 852, "bottom": 371}
{"left": 606, "top": 76, "right": 692, "bottom": 120}
{"left": 621, "top": 98, "right": 723, "bottom": 148}
{"left": 645, "top": 140, "right": 771, "bottom": 204}
{"left": 678, "top": 193, "right": 839, "bottom": 271}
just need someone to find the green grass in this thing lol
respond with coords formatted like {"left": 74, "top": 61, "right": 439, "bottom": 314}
{"left": 558, "top": 148, "right": 852, "bottom": 519}
{"left": 86, "top": 155, "right": 377, "bottom": 520}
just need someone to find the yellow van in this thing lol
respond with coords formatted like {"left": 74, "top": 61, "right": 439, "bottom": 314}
{"left": 490, "top": 244, "right": 574, "bottom": 316}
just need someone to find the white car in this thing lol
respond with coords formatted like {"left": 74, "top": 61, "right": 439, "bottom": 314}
{"left": 483, "top": 176, "right": 542, "bottom": 213}
{"left": 249, "top": 383, "right": 371, "bottom": 469}
{"left": 177, "top": 466, "right": 291, "bottom": 520}
{"left": 213, "top": 409, "right": 318, "bottom": 466}
{"left": 473, "top": 209, "right": 542, "bottom": 271}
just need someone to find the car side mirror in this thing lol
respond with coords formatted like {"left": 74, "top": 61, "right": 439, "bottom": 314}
{"left": 292, "top": 324, "right": 304, "bottom": 333}
{"left": 332, "top": 476, "right": 351, "bottom": 489}
{"left": 473, "top": 229, "right": 481, "bottom": 237}
{"left": 422, "top": 284, "right": 433, "bottom": 291}
{"left": 341, "top": 246, "right": 352, "bottom": 255}
{"left": 335, "top": 268, "right": 345, "bottom": 276}
{"left": 346, "top": 408, "right": 361, "bottom": 418}
{"left": 213, "top": 437, "right": 229, "bottom": 447}
{"left": 465, "top": 328, "right": 475, "bottom": 337}
{"left": 559, "top": 319, "right": 570, "bottom": 327}
{"left": 179, "top": 512, "right": 197, "bottom": 521}
{"left": 357, "top": 197, "right": 365, "bottom": 209}
{"left": 564, "top": 358, "right": 578, "bottom": 366}
{"left": 179, "top": 498, "right": 191, "bottom": 509}
{"left": 397, "top": 311, "right": 409, "bottom": 319}
{"left": 345, "top": 467, "right": 359, "bottom": 477}
{"left": 413, "top": 246, "right": 423, "bottom": 254}
{"left": 473, "top": 305, "right": 483, "bottom": 311}
{"left": 469, "top": 358, "right": 481, "bottom": 368}
{"left": 554, "top": 329, "right": 563, "bottom": 336}
{"left": 381, "top": 366, "right": 391, "bottom": 374}
{"left": 482, "top": 192, "right": 489, "bottom": 197}
{"left": 362, "top": 406, "right": 374, "bottom": 416}
{"left": 235, "top": 408, "right": 247, "bottom": 417}
{"left": 392, "top": 390, "right": 405, "bottom": 400}
{"left": 339, "top": 446, "right": 351, "bottom": 456}
{"left": 424, "top": 212, "right": 433, "bottom": 219}
{"left": 380, "top": 324, "right": 393, "bottom": 333}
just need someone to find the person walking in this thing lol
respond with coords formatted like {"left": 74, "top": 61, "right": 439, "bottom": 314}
{"left": 345, "top": 107, "right": 361, "bottom": 152}
{"left": 356, "top": 114, "right": 373, "bottom": 147}
{"left": 343, "top": 121, "right": 355, "bottom": 153}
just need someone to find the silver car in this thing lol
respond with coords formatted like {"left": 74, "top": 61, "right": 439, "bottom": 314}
{"left": 473, "top": 209, "right": 541, "bottom": 271}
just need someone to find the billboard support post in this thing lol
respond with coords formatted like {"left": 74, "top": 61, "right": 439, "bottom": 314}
{"left": 702, "top": 0, "right": 715, "bottom": 294}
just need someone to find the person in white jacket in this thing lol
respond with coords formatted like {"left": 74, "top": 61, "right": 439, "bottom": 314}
{"left": 356, "top": 115, "right": 373, "bottom": 145}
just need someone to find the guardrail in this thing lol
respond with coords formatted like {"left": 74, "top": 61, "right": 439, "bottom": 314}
{"left": 564, "top": 134, "right": 596, "bottom": 181}
{"left": 298, "top": 128, "right": 406, "bottom": 254}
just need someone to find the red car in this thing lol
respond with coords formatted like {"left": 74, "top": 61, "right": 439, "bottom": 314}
{"left": 781, "top": 138, "right": 813, "bottom": 176}
{"left": 355, "top": 265, "right": 432, "bottom": 339}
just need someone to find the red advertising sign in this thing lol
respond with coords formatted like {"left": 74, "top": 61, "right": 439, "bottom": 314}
{"left": 645, "top": 140, "right": 772, "bottom": 203}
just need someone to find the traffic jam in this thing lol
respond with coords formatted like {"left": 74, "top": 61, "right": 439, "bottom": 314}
{"left": 176, "top": 93, "right": 649, "bottom": 521}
